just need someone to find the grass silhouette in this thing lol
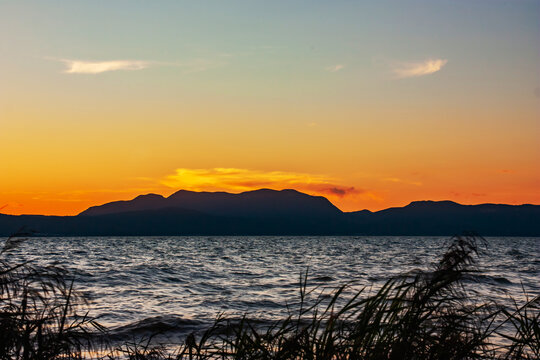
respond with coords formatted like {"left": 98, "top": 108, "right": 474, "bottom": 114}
{"left": 0, "top": 232, "right": 538, "bottom": 359}
{"left": 0, "top": 230, "right": 103, "bottom": 360}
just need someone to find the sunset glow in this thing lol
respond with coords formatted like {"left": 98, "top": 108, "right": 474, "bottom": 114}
{"left": 1, "top": 0, "right": 538, "bottom": 216}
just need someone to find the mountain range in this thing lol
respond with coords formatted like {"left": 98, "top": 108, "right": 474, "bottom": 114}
{"left": 1, "top": 189, "right": 539, "bottom": 236}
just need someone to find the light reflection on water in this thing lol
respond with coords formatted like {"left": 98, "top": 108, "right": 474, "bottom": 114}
{"left": 3, "top": 236, "right": 539, "bottom": 337}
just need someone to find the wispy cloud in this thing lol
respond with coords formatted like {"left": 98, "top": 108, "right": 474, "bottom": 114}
{"left": 54, "top": 57, "right": 225, "bottom": 75}
{"left": 327, "top": 64, "right": 345, "bottom": 72}
{"left": 382, "top": 177, "right": 422, "bottom": 186}
{"left": 178, "top": 58, "right": 223, "bottom": 74}
{"left": 60, "top": 59, "right": 150, "bottom": 74}
{"left": 161, "top": 168, "right": 362, "bottom": 198}
{"left": 391, "top": 58, "right": 447, "bottom": 78}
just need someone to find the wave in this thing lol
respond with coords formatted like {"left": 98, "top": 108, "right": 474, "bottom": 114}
{"left": 109, "top": 315, "right": 207, "bottom": 339}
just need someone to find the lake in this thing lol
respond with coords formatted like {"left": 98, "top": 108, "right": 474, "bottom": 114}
{"left": 4, "top": 236, "right": 539, "bottom": 340}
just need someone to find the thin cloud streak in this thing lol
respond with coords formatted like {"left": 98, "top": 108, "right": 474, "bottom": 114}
{"left": 392, "top": 58, "right": 447, "bottom": 78}
{"left": 61, "top": 59, "right": 150, "bottom": 74}
{"left": 327, "top": 64, "right": 345, "bottom": 72}
{"left": 382, "top": 177, "right": 422, "bottom": 186}
{"left": 55, "top": 58, "right": 224, "bottom": 74}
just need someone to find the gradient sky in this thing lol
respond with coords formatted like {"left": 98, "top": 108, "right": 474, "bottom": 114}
{"left": 1, "top": 0, "right": 539, "bottom": 215}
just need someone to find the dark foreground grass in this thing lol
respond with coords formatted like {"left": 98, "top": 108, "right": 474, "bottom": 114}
{"left": 1, "top": 233, "right": 538, "bottom": 360}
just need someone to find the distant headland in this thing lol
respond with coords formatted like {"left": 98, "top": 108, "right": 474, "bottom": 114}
{"left": 1, "top": 189, "right": 539, "bottom": 236}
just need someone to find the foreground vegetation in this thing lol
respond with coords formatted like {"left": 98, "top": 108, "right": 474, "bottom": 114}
{"left": 1, "top": 233, "right": 538, "bottom": 359}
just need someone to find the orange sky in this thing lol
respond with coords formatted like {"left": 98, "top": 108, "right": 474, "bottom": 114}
{"left": 1, "top": 1, "right": 539, "bottom": 216}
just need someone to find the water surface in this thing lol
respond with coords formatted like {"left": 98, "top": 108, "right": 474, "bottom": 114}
{"left": 4, "top": 236, "right": 539, "bottom": 338}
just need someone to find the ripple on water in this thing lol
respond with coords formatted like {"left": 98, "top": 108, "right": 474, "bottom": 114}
{"left": 2, "top": 236, "right": 538, "bottom": 337}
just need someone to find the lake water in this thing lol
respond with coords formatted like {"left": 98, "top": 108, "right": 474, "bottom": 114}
{"left": 3, "top": 236, "right": 539, "bottom": 340}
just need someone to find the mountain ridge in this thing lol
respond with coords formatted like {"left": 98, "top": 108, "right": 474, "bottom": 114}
{"left": 79, "top": 188, "right": 342, "bottom": 219}
{"left": 1, "top": 189, "right": 539, "bottom": 236}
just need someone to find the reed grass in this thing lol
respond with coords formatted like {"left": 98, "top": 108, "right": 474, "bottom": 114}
{"left": 1, "top": 232, "right": 538, "bottom": 359}
{"left": 0, "top": 231, "right": 103, "bottom": 360}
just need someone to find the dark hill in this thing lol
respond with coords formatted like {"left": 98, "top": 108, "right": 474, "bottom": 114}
{"left": 80, "top": 189, "right": 342, "bottom": 219}
{"left": 77, "top": 193, "right": 167, "bottom": 216}
{"left": 0, "top": 191, "right": 538, "bottom": 236}
{"left": 346, "top": 200, "right": 540, "bottom": 236}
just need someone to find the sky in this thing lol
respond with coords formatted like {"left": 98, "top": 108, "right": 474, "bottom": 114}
{"left": 0, "top": 0, "right": 539, "bottom": 216}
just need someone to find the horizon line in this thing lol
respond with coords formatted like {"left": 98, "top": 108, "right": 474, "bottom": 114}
{"left": 1, "top": 187, "right": 538, "bottom": 217}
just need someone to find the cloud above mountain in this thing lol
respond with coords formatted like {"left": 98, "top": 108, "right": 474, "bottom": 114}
{"left": 161, "top": 168, "right": 362, "bottom": 198}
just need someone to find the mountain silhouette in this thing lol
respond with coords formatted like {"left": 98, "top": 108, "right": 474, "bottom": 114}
{"left": 79, "top": 189, "right": 342, "bottom": 219}
{"left": 0, "top": 190, "right": 538, "bottom": 236}
{"left": 346, "top": 200, "right": 540, "bottom": 236}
